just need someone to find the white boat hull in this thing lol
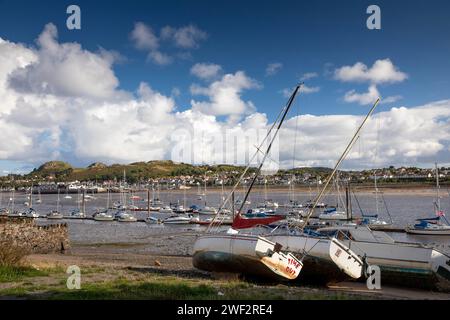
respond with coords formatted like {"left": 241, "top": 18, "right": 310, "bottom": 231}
{"left": 406, "top": 227, "right": 450, "bottom": 235}
{"left": 94, "top": 215, "right": 114, "bottom": 221}
{"left": 164, "top": 217, "right": 191, "bottom": 224}
{"left": 319, "top": 213, "right": 348, "bottom": 220}
{"left": 47, "top": 215, "right": 63, "bottom": 219}
{"left": 266, "top": 235, "right": 363, "bottom": 281}
{"left": 193, "top": 234, "right": 303, "bottom": 280}
{"left": 334, "top": 237, "right": 450, "bottom": 290}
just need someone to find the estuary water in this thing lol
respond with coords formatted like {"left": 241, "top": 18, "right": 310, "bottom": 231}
{"left": 2, "top": 188, "right": 449, "bottom": 254}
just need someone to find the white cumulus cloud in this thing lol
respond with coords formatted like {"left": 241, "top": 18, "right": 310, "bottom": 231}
{"left": 334, "top": 59, "right": 408, "bottom": 84}
{"left": 300, "top": 72, "right": 318, "bottom": 81}
{"left": 131, "top": 23, "right": 207, "bottom": 66}
{"left": 161, "top": 24, "right": 208, "bottom": 49}
{"left": 344, "top": 84, "right": 380, "bottom": 105}
{"left": 265, "top": 62, "right": 283, "bottom": 76}
{"left": 9, "top": 23, "right": 120, "bottom": 99}
{"left": 190, "top": 71, "right": 261, "bottom": 122}
{"left": 1, "top": 25, "right": 449, "bottom": 171}
{"left": 190, "top": 63, "right": 222, "bottom": 80}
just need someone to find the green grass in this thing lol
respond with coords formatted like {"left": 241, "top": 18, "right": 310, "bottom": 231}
{"left": 0, "top": 265, "right": 48, "bottom": 283}
{"left": 0, "top": 276, "right": 361, "bottom": 300}
{"left": 42, "top": 279, "right": 218, "bottom": 300}
{"left": 0, "top": 264, "right": 363, "bottom": 300}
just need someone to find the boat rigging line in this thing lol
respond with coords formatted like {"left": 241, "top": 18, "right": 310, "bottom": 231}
{"left": 297, "top": 98, "right": 381, "bottom": 230}
{"left": 206, "top": 84, "right": 303, "bottom": 233}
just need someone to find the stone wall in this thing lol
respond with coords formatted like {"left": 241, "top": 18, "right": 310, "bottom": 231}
{"left": 0, "top": 218, "right": 70, "bottom": 254}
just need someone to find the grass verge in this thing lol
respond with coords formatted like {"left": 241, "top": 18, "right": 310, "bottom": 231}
{"left": 0, "top": 265, "right": 48, "bottom": 283}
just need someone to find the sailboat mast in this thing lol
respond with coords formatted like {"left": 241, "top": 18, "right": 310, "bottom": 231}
{"left": 147, "top": 188, "right": 151, "bottom": 217}
{"left": 345, "top": 183, "right": 352, "bottom": 220}
{"left": 107, "top": 185, "right": 110, "bottom": 209}
{"left": 374, "top": 170, "right": 379, "bottom": 215}
{"left": 57, "top": 189, "right": 60, "bottom": 212}
{"left": 29, "top": 184, "right": 33, "bottom": 208}
{"left": 236, "top": 84, "right": 302, "bottom": 215}
{"left": 12, "top": 188, "right": 15, "bottom": 212}
{"left": 300, "top": 98, "right": 380, "bottom": 229}
{"left": 205, "top": 84, "right": 303, "bottom": 232}
{"left": 345, "top": 184, "right": 349, "bottom": 220}
{"left": 82, "top": 190, "right": 86, "bottom": 213}
{"left": 436, "top": 162, "right": 440, "bottom": 213}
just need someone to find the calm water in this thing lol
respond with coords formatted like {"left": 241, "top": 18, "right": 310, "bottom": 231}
{"left": 2, "top": 189, "right": 449, "bottom": 253}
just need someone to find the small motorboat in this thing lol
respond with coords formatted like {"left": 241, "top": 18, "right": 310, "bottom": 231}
{"left": 163, "top": 214, "right": 192, "bottom": 224}
{"left": 25, "top": 208, "right": 40, "bottom": 218}
{"left": 190, "top": 205, "right": 200, "bottom": 214}
{"left": 359, "top": 214, "right": 390, "bottom": 227}
{"left": 93, "top": 210, "right": 114, "bottom": 221}
{"left": 116, "top": 211, "right": 137, "bottom": 222}
{"left": 173, "top": 205, "right": 187, "bottom": 214}
{"left": 47, "top": 210, "right": 63, "bottom": 219}
{"left": 145, "top": 216, "right": 162, "bottom": 224}
{"left": 198, "top": 206, "right": 217, "bottom": 215}
{"left": 319, "top": 207, "right": 348, "bottom": 220}
{"left": 245, "top": 208, "right": 278, "bottom": 218}
{"left": 406, "top": 217, "right": 450, "bottom": 235}
{"left": 159, "top": 206, "right": 173, "bottom": 214}
{"left": 69, "top": 209, "right": 86, "bottom": 219}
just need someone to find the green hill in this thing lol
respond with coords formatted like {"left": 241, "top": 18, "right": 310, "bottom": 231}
{"left": 25, "top": 160, "right": 254, "bottom": 183}
{"left": 29, "top": 161, "right": 74, "bottom": 178}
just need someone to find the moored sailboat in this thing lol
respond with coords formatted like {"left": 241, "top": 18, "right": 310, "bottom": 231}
{"left": 406, "top": 163, "right": 450, "bottom": 236}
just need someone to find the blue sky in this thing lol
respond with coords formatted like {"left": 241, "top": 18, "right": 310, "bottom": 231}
{"left": 0, "top": 0, "right": 450, "bottom": 173}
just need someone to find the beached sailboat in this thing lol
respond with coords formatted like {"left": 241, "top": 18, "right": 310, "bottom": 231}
{"left": 259, "top": 98, "right": 383, "bottom": 283}
{"left": 193, "top": 233, "right": 303, "bottom": 280}
{"left": 316, "top": 225, "right": 450, "bottom": 291}
{"left": 193, "top": 85, "right": 306, "bottom": 281}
